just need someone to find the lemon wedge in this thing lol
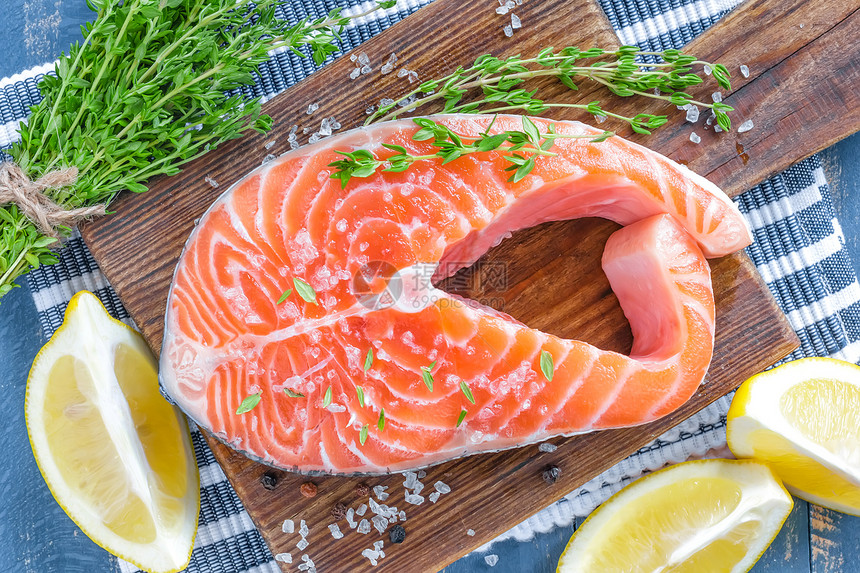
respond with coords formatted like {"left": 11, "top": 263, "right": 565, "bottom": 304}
{"left": 556, "top": 459, "right": 792, "bottom": 573}
{"left": 727, "top": 357, "right": 860, "bottom": 515}
{"left": 25, "top": 291, "right": 198, "bottom": 573}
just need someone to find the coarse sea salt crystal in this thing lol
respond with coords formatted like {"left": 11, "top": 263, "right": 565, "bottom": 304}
{"left": 538, "top": 442, "right": 557, "bottom": 453}
{"left": 275, "top": 553, "right": 292, "bottom": 563}
{"left": 361, "top": 65, "right": 372, "bottom": 75}
{"left": 397, "top": 68, "right": 410, "bottom": 78}
{"left": 496, "top": 6, "right": 508, "bottom": 14}
{"left": 740, "top": 64, "right": 750, "bottom": 78}
{"left": 690, "top": 132, "right": 701, "bottom": 144}
{"left": 297, "top": 538, "right": 309, "bottom": 551}
{"left": 686, "top": 105, "right": 700, "bottom": 123}
{"left": 399, "top": 510, "right": 407, "bottom": 521}
{"left": 358, "top": 52, "right": 369, "bottom": 65}
{"left": 361, "top": 548, "right": 379, "bottom": 566}
{"left": 381, "top": 63, "right": 394, "bottom": 74}
{"left": 282, "top": 519, "right": 295, "bottom": 534}
{"left": 405, "top": 493, "right": 425, "bottom": 505}
{"left": 372, "top": 515, "right": 388, "bottom": 535}
{"left": 262, "top": 154, "right": 276, "bottom": 164}
{"left": 485, "top": 554, "right": 499, "bottom": 567}
{"left": 738, "top": 119, "right": 754, "bottom": 133}
{"left": 349, "top": 67, "right": 361, "bottom": 80}
{"left": 308, "top": 133, "right": 321, "bottom": 144}
{"left": 595, "top": 114, "right": 607, "bottom": 124}
{"left": 703, "top": 64, "right": 712, "bottom": 75}
{"left": 290, "top": 139, "right": 300, "bottom": 150}
{"left": 347, "top": 508, "right": 357, "bottom": 528}
{"left": 307, "top": 103, "right": 319, "bottom": 114}
{"left": 467, "top": 529, "right": 476, "bottom": 536}
{"left": 403, "top": 471, "right": 418, "bottom": 489}
{"left": 503, "top": 24, "right": 513, "bottom": 37}
{"left": 357, "top": 519, "right": 371, "bottom": 534}
{"left": 204, "top": 175, "right": 219, "bottom": 188}
{"left": 356, "top": 503, "right": 368, "bottom": 516}
{"left": 264, "top": 140, "right": 276, "bottom": 150}
{"left": 434, "top": 481, "right": 451, "bottom": 494}
{"left": 429, "top": 492, "right": 441, "bottom": 503}
{"left": 511, "top": 14, "right": 521, "bottom": 29}
{"left": 350, "top": 54, "right": 357, "bottom": 62}
{"left": 417, "top": 470, "right": 427, "bottom": 479}
{"left": 711, "top": 92, "right": 722, "bottom": 103}
{"left": 329, "top": 523, "right": 344, "bottom": 539}
{"left": 373, "top": 485, "right": 390, "bottom": 501}
{"left": 380, "top": 98, "right": 395, "bottom": 108}
{"left": 408, "top": 71, "right": 419, "bottom": 83}
{"left": 299, "top": 520, "right": 309, "bottom": 537}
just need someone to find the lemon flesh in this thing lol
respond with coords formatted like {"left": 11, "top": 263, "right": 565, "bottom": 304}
{"left": 557, "top": 459, "right": 792, "bottom": 573}
{"left": 26, "top": 291, "right": 199, "bottom": 573}
{"left": 728, "top": 357, "right": 860, "bottom": 515}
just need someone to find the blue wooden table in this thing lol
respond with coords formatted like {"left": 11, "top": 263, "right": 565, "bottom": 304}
{"left": 2, "top": 2, "right": 859, "bottom": 572}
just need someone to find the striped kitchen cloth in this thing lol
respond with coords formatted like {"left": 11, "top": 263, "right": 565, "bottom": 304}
{"left": 2, "top": 0, "right": 859, "bottom": 571}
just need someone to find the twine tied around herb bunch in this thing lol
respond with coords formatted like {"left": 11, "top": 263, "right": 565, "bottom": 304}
{"left": 0, "top": 162, "right": 106, "bottom": 239}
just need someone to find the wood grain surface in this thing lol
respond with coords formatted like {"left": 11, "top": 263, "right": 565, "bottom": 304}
{"left": 74, "top": 0, "right": 860, "bottom": 569}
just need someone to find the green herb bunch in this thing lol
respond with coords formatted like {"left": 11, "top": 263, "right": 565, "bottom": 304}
{"left": 0, "top": 0, "right": 395, "bottom": 299}
{"left": 330, "top": 116, "right": 614, "bottom": 187}
{"left": 366, "top": 46, "right": 734, "bottom": 132}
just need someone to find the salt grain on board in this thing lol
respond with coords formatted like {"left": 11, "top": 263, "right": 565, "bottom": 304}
{"left": 467, "top": 529, "right": 476, "bottom": 536}
{"left": 689, "top": 132, "right": 701, "bottom": 144}
{"left": 503, "top": 24, "right": 513, "bottom": 37}
{"left": 372, "top": 515, "right": 388, "bottom": 535}
{"left": 511, "top": 14, "right": 521, "bottom": 29}
{"left": 429, "top": 492, "right": 441, "bottom": 503}
{"left": 496, "top": 6, "right": 508, "bottom": 14}
{"left": 357, "top": 519, "right": 371, "bottom": 534}
{"left": 405, "top": 493, "right": 425, "bottom": 505}
{"left": 738, "top": 119, "right": 754, "bottom": 133}
{"left": 349, "top": 67, "right": 361, "bottom": 80}
{"left": 485, "top": 554, "right": 499, "bottom": 567}
{"left": 740, "top": 64, "right": 750, "bottom": 78}
{"left": 361, "top": 548, "right": 380, "bottom": 566}
{"left": 711, "top": 92, "right": 722, "bottom": 103}
{"left": 297, "top": 538, "right": 309, "bottom": 551}
{"left": 204, "top": 175, "right": 219, "bottom": 188}
{"left": 538, "top": 442, "right": 557, "bottom": 453}
{"left": 275, "top": 553, "right": 292, "bottom": 563}
{"left": 434, "top": 481, "right": 451, "bottom": 494}
{"left": 703, "top": 64, "right": 712, "bottom": 75}
{"left": 357, "top": 503, "right": 368, "bottom": 516}
{"left": 685, "top": 105, "right": 700, "bottom": 123}
{"left": 329, "top": 523, "right": 344, "bottom": 539}
{"left": 358, "top": 52, "right": 369, "bottom": 65}
{"left": 347, "top": 508, "right": 357, "bottom": 529}
{"left": 373, "top": 485, "right": 390, "bottom": 501}
{"left": 282, "top": 519, "right": 295, "bottom": 534}
{"left": 307, "top": 103, "right": 319, "bottom": 114}
{"left": 299, "top": 520, "right": 309, "bottom": 537}
{"left": 417, "top": 470, "right": 427, "bottom": 479}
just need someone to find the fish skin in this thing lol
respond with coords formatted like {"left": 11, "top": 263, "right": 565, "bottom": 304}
{"left": 159, "top": 115, "right": 751, "bottom": 475}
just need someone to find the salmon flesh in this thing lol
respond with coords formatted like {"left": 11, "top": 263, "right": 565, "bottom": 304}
{"left": 159, "top": 115, "right": 752, "bottom": 474}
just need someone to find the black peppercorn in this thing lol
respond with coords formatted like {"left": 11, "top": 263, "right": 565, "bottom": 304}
{"left": 389, "top": 524, "right": 406, "bottom": 544}
{"left": 542, "top": 465, "right": 561, "bottom": 485}
{"left": 260, "top": 472, "right": 278, "bottom": 490}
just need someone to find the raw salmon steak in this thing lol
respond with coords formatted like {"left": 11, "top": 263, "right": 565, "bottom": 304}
{"left": 159, "top": 115, "right": 752, "bottom": 474}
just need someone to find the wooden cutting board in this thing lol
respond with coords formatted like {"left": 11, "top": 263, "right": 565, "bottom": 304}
{"left": 80, "top": 0, "right": 860, "bottom": 569}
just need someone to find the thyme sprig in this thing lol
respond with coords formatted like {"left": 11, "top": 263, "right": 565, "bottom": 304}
{"left": 1, "top": 0, "right": 394, "bottom": 300}
{"left": 365, "top": 46, "right": 733, "bottom": 132}
{"left": 329, "top": 116, "right": 613, "bottom": 187}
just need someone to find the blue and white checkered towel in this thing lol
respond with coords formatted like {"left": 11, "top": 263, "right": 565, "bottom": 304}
{"left": 3, "top": 0, "right": 859, "bottom": 571}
